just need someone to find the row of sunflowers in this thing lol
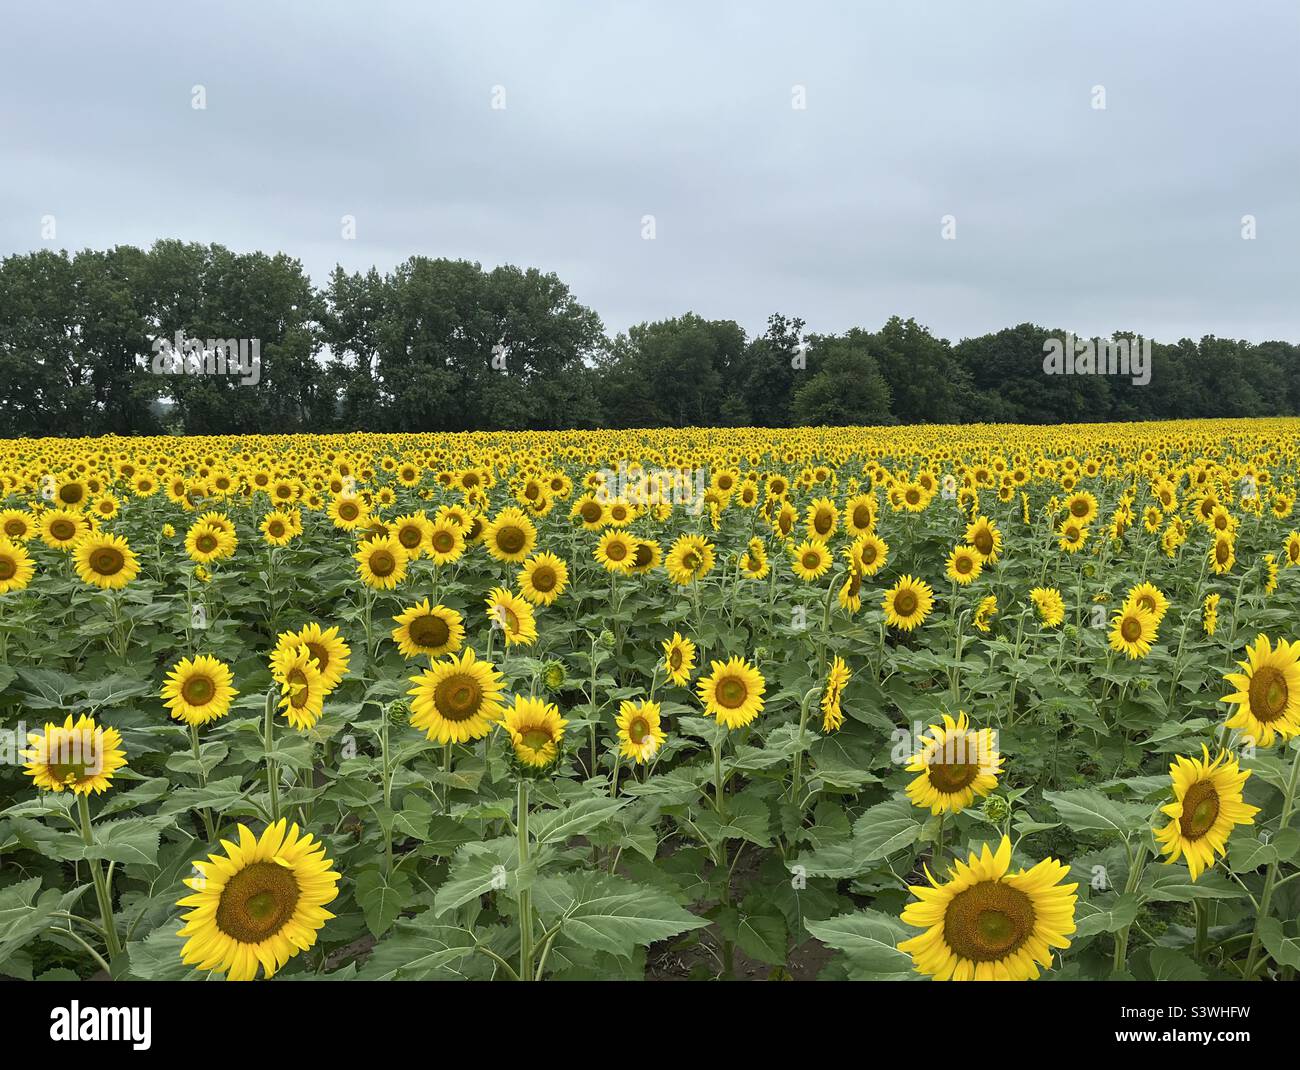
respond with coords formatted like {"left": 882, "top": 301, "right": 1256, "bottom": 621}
{"left": 1, "top": 418, "right": 1298, "bottom": 981}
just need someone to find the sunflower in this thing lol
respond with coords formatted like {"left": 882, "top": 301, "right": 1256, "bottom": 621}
{"left": 271, "top": 645, "right": 328, "bottom": 731}
{"left": 22, "top": 714, "right": 127, "bottom": 795}
{"left": 842, "top": 493, "right": 878, "bottom": 536}
{"left": 275, "top": 623, "right": 351, "bottom": 692}
{"left": 1202, "top": 592, "right": 1220, "bottom": 636}
{"left": 518, "top": 552, "right": 569, "bottom": 606}
{"left": 964, "top": 516, "right": 1003, "bottom": 563}
{"left": 408, "top": 647, "right": 507, "bottom": 743}
{"left": 905, "top": 711, "right": 1003, "bottom": 814}
{"left": 631, "top": 539, "right": 661, "bottom": 574}
{"left": 1055, "top": 519, "right": 1087, "bottom": 553}
{"left": 1208, "top": 532, "right": 1236, "bottom": 575}
{"left": 1109, "top": 603, "right": 1158, "bottom": 660}
{"left": 0, "top": 509, "right": 34, "bottom": 542}
{"left": 697, "top": 656, "right": 766, "bottom": 729}
{"left": 595, "top": 530, "right": 637, "bottom": 573}
{"left": 571, "top": 494, "right": 607, "bottom": 530}
{"left": 72, "top": 532, "right": 140, "bottom": 590}
{"left": 739, "top": 537, "right": 769, "bottom": 579}
{"left": 161, "top": 655, "right": 238, "bottom": 726}
{"left": 1285, "top": 532, "right": 1300, "bottom": 568}
{"left": 354, "top": 534, "right": 408, "bottom": 590}
{"left": 883, "top": 575, "right": 934, "bottom": 631}
{"left": 502, "top": 695, "right": 568, "bottom": 768}
{"left": 1221, "top": 633, "right": 1300, "bottom": 747}
{"left": 1155, "top": 747, "right": 1260, "bottom": 881}
{"left": 805, "top": 497, "right": 839, "bottom": 540}
{"left": 665, "top": 534, "right": 715, "bottom": 585}
{"left": 945, "top": 545, "right": 983, "bottom": 586}
{"left": 1124, "top": 582, "right": 1170, "bottom": 624}
{"left": 851, "top": 532, "right": 889, "bottom": 576}
{"left": 790, "top": 539, "right": 832, "bottom": 581}
{"left": 427, "top": 518, "right": 466, "bottom": 564}
{"left": 260, "top": 510, "right": 297, "bottom": 546}
{"left": 973, "top": 594, "right": 998, "bottom": 633}
{"left": 39, "top": 507, "right": 85, "bottom": 551}
{"left": 391, "top": 599, "right": 464, "bottom": 659}
{"left": 484, "top": 507, "right": 537, "bottom": 563}
{"left": 485, "top": 586, "right": 538, "bottom": 647}
{"left": 662, "top": 632, "right": 696, "bottom": 685}
{"left": 821, "top": 656, "right": 851, "bottom": 733}
{"left": 0, "top": 537, "right": 35, "bottom": 594}
{"left": 1030, "top": 587, "right": 1065, "bottom": 628}
{"left": 898, "top": 836, "right": 1078, "bottom": 981}
{"left": 328, "top": 493, "right": 368, "bottom": 531}
{"left": 186, "top": 521, "right": 237, "bottom": 564}
{"left": 177, "top": 820, "right": 340, "bottom": 981}
{"left": 1063, "top": 490, "right": 1099, "bottom": 526}
{"left": 616, "top": 699, "right": 666, "bottom": 763}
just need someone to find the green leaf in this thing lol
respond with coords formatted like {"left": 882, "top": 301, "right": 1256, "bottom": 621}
{"left": 1042, "top": 788, "right": 1149, "bottom": 837}
{"left": 1138, "top": 867, "right": 1244, "bottom": 903}
{"left": 850, "top": 797, "right": 923, "bottom": 862}
{"left": 736, "top": 902, "right": 787, "bottom": 966}
{"left": 1073, "top": 894, "right": 1141, "bottom": 938}
{"left": 356, "top": 920, "right": 479, "bottom": 979}
{"left": 804, "top": 910, "right": 915, "bottom": 978}
{"left": 530, "top": 796, "right": 627, "bottom": 845}
{"left": 1258, "top": 918, "right": 1300, "bottom": 970}
{"left": 532, "top": 872, "right": 708, "bottom": 960}
{"left": 1147, "top": 947, "right": 1206, "bottom": 980}
{"left": 432, "top": 838, "right": 518, "bottom": 917}
{"left": 78, "top": 816, "right": 167, "bottom": 868}
{"left": 354, "top": 867, "right": 412, "bottom": 937}
{"left": 0, "top": 878, "right": 60, "bottom": 971}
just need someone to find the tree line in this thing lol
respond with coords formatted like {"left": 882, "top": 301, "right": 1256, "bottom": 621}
{"left": 2, "top": 241, "right": 1297, "bottom": 437}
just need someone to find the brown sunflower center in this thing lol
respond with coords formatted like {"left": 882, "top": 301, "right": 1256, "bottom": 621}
{"left": 943, "top": 880, "right": 1036, "bottom": 963}
{"left": 339, "top": 502, "right": 359, "bottom": 520}
{"left": 268, "top": 521, "right": 286, "bottom": 538}
{"left": 90, "top": 547, "right": 125, "bottom": 576}
{"left": 802, "top": 552, "right": 821, "bottom": 570}
{"left": 50, "top": 519, "right": 78, "bottom": 542}
{"left": 1120, "top": 616, "right": 1144, "bottom": 642}
{"left": 1216, "top": 540, "right": 1231, "bottom": 564}
{"left": 580, "top": 502, "right": 602, "bottom": 522}
{"left": 925, "top": 746, "right": 981, "bottom": 794}
{"left": 628, "top": 717, "right": 649, "bottom": 744}
{"left": 1248, "top": 666, "right": 1289, "bottom": 722}
{"left": 1070, "top": 500, "right": 1089, "bottom": 517}
{"left": 852, "top": 506, "right": 871, "bottom": 528}
{"left": 1179, "top": 780, "right": 1221, "bottom": 840}
{"left": 216, "top": 861, "right": 300, "bottom": 943}
{"left": 606, "top": 540, "right": 628, "bottom": 561}
{"left": 434, "top": 673, "right": 482, "bottom": 721}
{"left": 669, "top": 648, "right": 683, "bottom": 670}
{"left": 495, "top": 526, "right": 526, "bottom": 554}
{"left": 715, "top": 676, "right": 748, "bottom": 709}
{"left": 521, "top": 727, "right": 553, "bottom": 751}
{"left": 814, "top": 511, "right": 833, "bottom": 535}
{"left": 893, "top": 590, "right": 919, "bottom": 617}
{"left": 409, "top": 614, "right": 450, "bottom": 649}
{"left": 530, "top": 566, "right": 556, "bottom": 592}
{"left": 287, "top": 668, "right": 312, "bottom": 708}
{"left": 398, "top": 525, "right": 422, "bottom": 549}
{"left": 3, "top": 519, "right": 25, "bottom": 537}
{"left": 861, "top": 543, "right": 878, "bottom": 565}
{"left": 432, "top": 531, "right": 455, "bottom": 553}
{"left": 367, "top": 550, "right": 397, "bottom": 577}
{"left": 0, "top": 556, "right": 15, "bottom": 581}
{"left": 955, "top": 555, "right": 973, "bottom": 574}
{"left": 197, "top": 533, "right": 218, "bottom": 553}
{"left": 632, "top": 544, "right": 653, "bottom": 569}
{"left": 181, "top": 674, "right": 215, "bottom": 706}
{"left": 973, "top": 531, "right": 993, "bottom": 555}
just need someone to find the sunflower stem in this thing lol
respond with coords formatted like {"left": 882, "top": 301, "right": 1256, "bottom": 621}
{"left": 77, "top": 793, "right": 122, "bottom": 963}
{"left": 516, "top": 778, "right": 536, "bottom": 980}
{"left": 788, "top": 686, "right": 822, "bottom": 806}
{"left": 189, "top": 721, "right": 217, "bottom": 842}
{"left": 1243, "top": 739, "right": 1300, "bottom": 977}
{"left": 264, "top": 686, "right": 281, "bottom": 824}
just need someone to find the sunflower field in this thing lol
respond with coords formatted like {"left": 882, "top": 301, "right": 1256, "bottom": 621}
{"left": 2, "top": 418, "right": 1300, "bottom": 984}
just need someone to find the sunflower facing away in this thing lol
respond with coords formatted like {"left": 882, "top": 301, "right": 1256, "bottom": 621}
{"left": 697, "top": 656, "right": 766, "bottom": 729}
{"left": 616, "top": 699, "right": 666, "bottom": 763}
{"left": 503, "top": 695, "right": 568, "bottom": 768}
{"left": 821, "top": 656, "right": 851, "bottom": 733}
{"left": 177, "top": 820, "right": 340, "bottom": 981}
{"left": 905, "top": 711, "right": 1003, "bottom": 814}
{"left": 1154, "top": 746, "right": 1260, "bottom": 881}
{"left": 485, "top": 586, "right": 538, "bottom": 647}
{"left": 662, "top": 632, "right": 696, "bottom": 685}
{"left": 1221, "top": 633, "right": 1300, "bottom": 747}
{"left": 1030, "top": 587, "right": 1065, "bottom": 628}
{"left": 408, "top": 647, "right": 507, "bottom": 744}
{"left": 391, "top": 599, "right": 464, "bottom": 659}
{"left": 898, "top": 836, "right": 1078, "bottom": 981}
{"left": 22, "top": 714, "right": 128, "bottom": 795}
{"left": 883, "top": 575, "right": 934, "bottom": 631}
{"left": 162, "top": 655, "right": 239, "bottom": 726}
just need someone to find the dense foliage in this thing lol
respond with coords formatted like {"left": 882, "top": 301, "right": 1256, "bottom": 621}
{"left": 4, "top": 243, "right": 1300, "bottom": 437}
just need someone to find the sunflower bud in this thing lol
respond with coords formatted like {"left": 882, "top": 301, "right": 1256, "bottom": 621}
{"left": 598, "top": 629, "right": 616, "bottom": 651}
{"left": 981, "top": 794, "right": 1011, "bottom": 824}
{"left": 542, "top": 659, "right": 567, "bottom": 691}
{"left": 386, "top": 697, "right": 411, "bottom": 727}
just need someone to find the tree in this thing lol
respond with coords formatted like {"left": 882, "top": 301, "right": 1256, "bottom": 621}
{"left": 792, "top": 337, "right": 893, "bottom": 426}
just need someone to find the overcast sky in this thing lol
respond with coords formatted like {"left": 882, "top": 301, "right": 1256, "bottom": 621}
{"left": 2, "top": 1, "right": 1297, "bottom": 343}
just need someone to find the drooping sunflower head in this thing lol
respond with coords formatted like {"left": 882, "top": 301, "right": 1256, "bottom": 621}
{"left": 354, "top": 534, "right": 408, "bottom": 590}
{"left": 662, "top": 631, "right": 696, "bottom": 685}
{"left": 898, "top": 836, "right": 1078, "bottom": 981}
{"left": 1222, "top": 633, "right": 1300, "bottom": 747}
{"left": 1155, "top": 746, "right": 1260, "bottom": 881}
{"left": 697, "top": 656, "right": 766, "bottom": 729}
{"left": 391, "top": 598, "right": 465, "bottom": 659}
{"left": 882, "top": 575, "right": 935, "bottom": 632}
{"left": 177, "top": 820, "right": 340, "bottom": 981}
{"left": 820, "top": 656, "right": 851, "bottom": 733}
{"left": 162, "top": 654, "right": 239, "bottom": 726}
{"left": 905, "top": 711, "right": 1003, "bottom": 814}
{"left": 616, "top": 699, "right": 666, "bottom": 764}
{"left": 407, "top": 647, "right": 506, "bottom": 744}
{"left": 503, "top": 695, "right": 568, "bottom": 769}
{"left": 22, "top": 714, "right": 127, "bottom": 795}
{"left": 973, "top": 594, "right": 998, "bottom": 633}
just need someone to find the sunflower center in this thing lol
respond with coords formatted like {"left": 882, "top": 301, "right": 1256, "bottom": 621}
{"left": 852, "top": 506, "right": 871, "bottom": 528}
{"left": 3, "top": 519, "right": 24, "bottom": 537}
{"left": 0, "top": 557, "right": 15, "bottom": 581}
{"left": 943, "top": 880, "right": 1035, "bottom": 963}
{"left": 1120, "top": 616, "right": 1143, "bottom": 642}
{"left": 409, "top": 614, "right": 450, "bottom": 648}
{"left": 926, "top": 755, "right": 980, "bottom": 794}
{"left": 287, "top": 668, "right": 312, "bottom": 708}
{"left": 368, "top": 550, "right": 396, "bottom": 577}
{"left": 1216, "top": 540, "right": 1230, "bottom": 563}
{"left": 496, "top": 526, "right": 526, "bottom": 554}
{"left": 956, "top": 555, "right": 972, "bottom": 574}
{"left": 802, "top": 552, "right": 820, "bottom": 570}
{"left": 340, "top": 502, "right": 359, "bottom": 520}
{"left": 51, "top": 519, "right": 77, "bottom": 541}
{"left": 1179, "top": 780, "right": 1221, "bottom": 840}
{"left": 216, "top": 861, "right": 300, "bottom": 943}
{"left": 606, "top": 541, "right": 628, "bottom": 561}
{"left": 197, "top": 533, "right": 217, "bottom": 553}
{"left": 669, "top": 649, "right": 683, "bottom": 670}
{"left": 1248, "top": 666, "right": 1289, "bottom": 722}
{"left": 1070, "top": 500, "right": 1088, "bottom": 517}
{"left": 521, "top": 727, "right": 553, "bottom": 751}
{"left": 531, "top": 566, "right": 556, "bottom": 592}
{"left": 399, "top": 526, "right": 422, "bottom": 549}
{"left": 268, "top": 521, "right": 286, "bottom": 537}
{"left": 628, "top": 717, "right": 649, "bottom": 744}
{"left": 580, "top": 502, "right": 601, "bottom": 522}
{"left": 181, "top": 674, "right": 215, "bottom": 706}
{"left": 433, "top": 673, "right": 482, "bottom": 721}
{"left": 861, "top": 544, "right": 878, "bottom": 565}
{"left": 433, "top": 531, "right": 455, "bottom": 553}
{"left": 90, "top": 547, "right": 125, "bottom": 575}
{"left": 715, "top": 677, "right": 748, "bottom": 709}
{"left": 894, "top": 591, "right": 918, "bottom": 617}
{"left": 973, "top": 532, "right": 992, "bottom": 555}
